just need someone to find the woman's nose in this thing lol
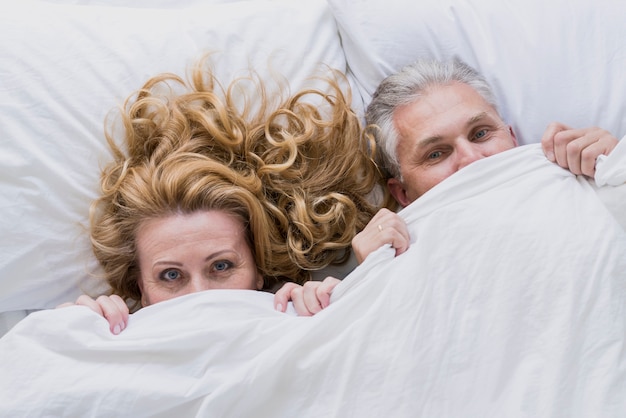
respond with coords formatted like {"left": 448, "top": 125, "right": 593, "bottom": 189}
{"left": 187, "top": 276, "right": 212, "bottom": 293}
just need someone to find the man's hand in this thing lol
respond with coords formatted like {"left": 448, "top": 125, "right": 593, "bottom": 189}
{"left": 541, "top": 122, "right": 618, "bottom": 177}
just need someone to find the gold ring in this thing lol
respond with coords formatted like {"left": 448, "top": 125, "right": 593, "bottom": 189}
{"left": 378, "top": 224, "right": 383, "bottom": 232}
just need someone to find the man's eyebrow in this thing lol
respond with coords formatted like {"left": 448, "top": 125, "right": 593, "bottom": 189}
{"left": 416, "top": 135, "right": 443, "bottom": 148}
{"left": 466, "top": 111, "right": 490, "bottom": 126}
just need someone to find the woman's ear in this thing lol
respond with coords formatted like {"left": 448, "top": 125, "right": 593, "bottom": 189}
{"left": 256, "top": 272, "right": 264, "bottom": 290}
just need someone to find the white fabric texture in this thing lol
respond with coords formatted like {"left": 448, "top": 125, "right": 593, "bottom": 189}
{"left": 594, "top": 136, "right": 626, "bottom": 230}
{"left": 1, "top": 144, "right": 624, "bottom": 417}
{"left": 0, "top": 0, "right": 347, "bottom": 314}
{"left": 596, "top": 135, "right": 626, "bottom": 187}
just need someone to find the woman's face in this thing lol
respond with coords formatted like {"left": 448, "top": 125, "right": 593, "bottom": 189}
{"left": 135, "top": 210, "right": 263, "bottom": 306}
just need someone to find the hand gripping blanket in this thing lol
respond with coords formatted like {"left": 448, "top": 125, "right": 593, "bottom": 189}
{"left": 0, "top": 144, "right": 625, "bottom": 417}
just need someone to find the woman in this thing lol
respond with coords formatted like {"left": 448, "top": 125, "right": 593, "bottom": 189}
{"left": 62, "top": 55, "right": 390, "bottom": 333}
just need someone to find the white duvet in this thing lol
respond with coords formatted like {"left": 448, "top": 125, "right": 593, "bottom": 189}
{"left": 1, "top": 144, "right": 625, "bottom": 417}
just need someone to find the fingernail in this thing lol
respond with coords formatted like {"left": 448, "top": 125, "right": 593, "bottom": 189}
{"left": 276, "top": 303, "right": 283, "bottom": 312}
{"left": 546, "top": 151, "right": 555, "bottom": 161}
{"left": 113, "top": 324, "right": 121, "bottom": 335}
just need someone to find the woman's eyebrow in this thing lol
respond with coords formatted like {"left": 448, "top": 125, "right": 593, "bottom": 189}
{"left": 154, "top": 261, "right": 183, "bottom": 267}
{"left": 205, "top": 250, "right": 234, "bottom": 262}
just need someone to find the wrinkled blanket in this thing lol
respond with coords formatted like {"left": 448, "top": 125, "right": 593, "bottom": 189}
{"left": 1, "top": 144, "right": 625, "bottom": 417}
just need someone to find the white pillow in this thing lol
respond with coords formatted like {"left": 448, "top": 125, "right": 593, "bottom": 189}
{"left": 328, "top": 0, "right": 626, "bottom": 145}
{"left": 0, "top": 0, "right": 347, "bottom": 312}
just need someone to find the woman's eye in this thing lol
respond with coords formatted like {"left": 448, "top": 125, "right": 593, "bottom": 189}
{"left": 213, "top": 261, "right": 233, "bottom": 272}
{"left": 159, "top": 269, "right": 181, "bottom": 281}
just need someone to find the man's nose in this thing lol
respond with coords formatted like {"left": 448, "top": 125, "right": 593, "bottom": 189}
{"left": 456, "top": 139, "right": 483, "bottom": 169}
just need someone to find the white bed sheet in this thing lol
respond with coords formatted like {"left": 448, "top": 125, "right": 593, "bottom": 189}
{"left": 0, "top": 144, "right": 624, "bottom": 417}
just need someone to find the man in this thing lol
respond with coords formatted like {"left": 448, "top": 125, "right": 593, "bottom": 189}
{"left": 275, "top": 58, "right": 623, "bottom": 314}
{"left": 352, "top": 58, "right": 620, "bottom": 262}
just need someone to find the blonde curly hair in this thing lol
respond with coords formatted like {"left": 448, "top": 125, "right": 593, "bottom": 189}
{"left": 91, "top": 55, "right": 387, "bottom": 307}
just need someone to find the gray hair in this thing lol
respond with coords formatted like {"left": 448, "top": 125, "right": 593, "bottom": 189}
{"left": 365, "top": 58, "right": 499, "bottom": 179}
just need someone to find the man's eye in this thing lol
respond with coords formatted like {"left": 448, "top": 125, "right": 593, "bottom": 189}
{"left": 473, "top": 129, "right": 488, "bottom": 140}
{"left": 213, "top": 261, "right": 233, "bottom": 272}
{"left": 159, "top": 269, "right": 181, "bottom": 281}
{"left": 428, "top": 151, "right": 443, "bottom": 159}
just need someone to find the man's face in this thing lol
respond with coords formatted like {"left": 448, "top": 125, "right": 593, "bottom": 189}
{"left": 388, "top": 82, "right": 518, "bottom": 206}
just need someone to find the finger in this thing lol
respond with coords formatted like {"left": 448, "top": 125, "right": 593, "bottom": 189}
{"left": 289, "top": 286, "right": 312, "bottom": 317}
{"left": 354, "top": 226, "right": 408, "bottom": 262}
{"left": 109, "top": 294, "right": 129, "bottom": 312}
{"left": 317, "top": 277, "right": 341, "bottom": 308}
{"left": 273, "top": 282, "right": 300, "bottom": 312}
{"left": 552, "top": 127, "right": 585, "bottom": 169}
{"left": 375, "top": 218, "right": 410, "bottom": 256}
{"left": 387, "top": 217, "right": 411, "bottom": 256}
{"left": 302, "top": 281, "right": 324, "bottom": 315}
{"left": 578, "top": 137, "right": 618, "bottom": 177}
{"left": 366, "top": 208, "right": 404, "bottom": 233}
{"left": 392, "top": 233, "right": 411, "bottom": 257}
{"left": 381, "top": 214, "right": 410, "bottom": 239}
{"left": 95, "top": 295, "right": 127, "bottom": 334}
{"left": 563, "top": 134, "right": 598, "bottom": 175}
{"left": 541, "top": 122, "right": 570, "bottom": 162}
{"left": 554, "top": 127, "right": 618, "bottom": 176}
{"left": 369, "top": 207, "right": 395, "bottom": 223}
{"left": 353, "top": 210, "right": 409, "bottom": 263}
{"left": 109, "top": 294, "right": 130, "bottom": 329}
{"left": 74, "top": 295, "right": 104, "bottom": 316}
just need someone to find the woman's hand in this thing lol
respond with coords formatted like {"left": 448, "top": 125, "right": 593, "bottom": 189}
{"left": 274, "top": 276, "right": 341, "bottom": 316}
{"left": 541, "top": 122, "right": 619, "bottom": 177}
{"left": 57, "top": 294, "right": 129, "bottom": 335}
{"left": 351, "top": 208, "right": 410, "bottom": 264}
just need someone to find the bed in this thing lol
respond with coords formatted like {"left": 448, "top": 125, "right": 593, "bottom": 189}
{"left": 1, "top": 0, "right": 625, "bottom": 416}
